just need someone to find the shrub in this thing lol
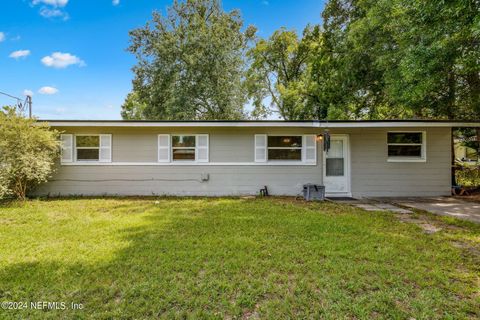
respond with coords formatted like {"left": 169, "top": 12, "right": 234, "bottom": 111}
{"left": 455, "top": 164, "right": 480, "bottom": 187}
{"left": 0, "top": 107, "right": 59, "bottom": 200}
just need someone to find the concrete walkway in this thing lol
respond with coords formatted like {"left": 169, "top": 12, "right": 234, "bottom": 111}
{"left": 332, "top": 197, "right": 480, "bottom": 224}
{"left": 391, "top": 197, "right": 480, "bottom": 224}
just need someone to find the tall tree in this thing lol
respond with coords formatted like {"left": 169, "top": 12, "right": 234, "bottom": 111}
{"left": 314, "top": 0, "right": 480, "bottom": 120}
{"left": 246, "top": 27, "right": 320, "bottom": 120}
{"left": 123, "top": 0, "right": 256, "bottom": 120}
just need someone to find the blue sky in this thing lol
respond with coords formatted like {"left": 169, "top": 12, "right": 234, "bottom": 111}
{"left": 0, "top": 0, "right": 325, "bottom": 119}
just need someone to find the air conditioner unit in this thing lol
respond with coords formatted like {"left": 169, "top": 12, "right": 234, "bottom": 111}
{"left": 302, "top": 184, "right": 325, "bottom": 201}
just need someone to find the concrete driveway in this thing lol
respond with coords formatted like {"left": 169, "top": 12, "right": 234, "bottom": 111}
{"left": 390, "top": 197, "right": 480, "bottom": 224}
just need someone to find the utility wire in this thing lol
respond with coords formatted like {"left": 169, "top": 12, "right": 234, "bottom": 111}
{"left": 0, "top": 91, "right": 23, "bottom": 101}
{"left": 0, "top": 90, "right": 32, "bottom": 117}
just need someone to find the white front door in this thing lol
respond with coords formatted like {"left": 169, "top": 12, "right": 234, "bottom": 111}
{"left": 323, "top": 135, "right": 350, "bottom": 196}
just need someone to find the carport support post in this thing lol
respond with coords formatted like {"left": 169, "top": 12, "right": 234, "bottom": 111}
{"left": 452, "top": 127, "right": 457, "bottom": 187}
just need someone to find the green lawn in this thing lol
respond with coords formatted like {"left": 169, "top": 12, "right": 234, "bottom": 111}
{"left": 0, "top": 198, "right": 478, "bottom": 319}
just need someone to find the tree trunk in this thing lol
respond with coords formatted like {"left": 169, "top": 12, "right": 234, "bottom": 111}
{"left": 446, "top": 72, "right": 456, "bottom": 120}
{"left": 477, "top": 128, "right": 480, "bottom": 163}
{"left": 448, "top": 72, "right": 456, "bottom": 190}
{"left": 466, "top": 72, "right": 480, "bottom": 117}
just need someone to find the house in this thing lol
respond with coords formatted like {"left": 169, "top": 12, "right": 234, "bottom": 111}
{"left": 35, "top": 120, "right": 480, "bottom": 198}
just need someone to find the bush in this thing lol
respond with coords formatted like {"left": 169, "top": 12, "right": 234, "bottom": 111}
{"left": 0, "top": 107, "right": 59, "bottom": 200}
{"left": 455, "top": 164, "right": 480, "bottom": 187}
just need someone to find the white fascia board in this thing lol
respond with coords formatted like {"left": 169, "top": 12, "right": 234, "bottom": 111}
{"left": 43, "top": 121, "right": 319, "bottom": 128}
{"left": 318, "top": 122, "right": 480, "bottom": 128}
{"left": 41, "top": 121, "right": 480, "bottom": 128}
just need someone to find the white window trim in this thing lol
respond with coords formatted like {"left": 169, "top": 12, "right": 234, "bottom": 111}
{"left": 170, "top": 134, "right": 209, "bottom": 163}
{"left": 157, "top": 134, "right": 171, "bottom": 163}
{"left": 60, "top": 134, "right": 73, "bottom": 163}
{"left": 74, "top": 134, "right": 101, "bottom": 162}
{"left": 387, "top": 131, "right": 427, "bottom": 163}
{"left": 99, "top": 134, "right": 112, "bottom": 163}
{"left": 195, "top": 134, "right": 209, "bottom": 163}
{"left": 303, "top": 135, "right": 317, "bottom": 164}
{"left": 254, "top": 134, "right": 267, "bottom": 163}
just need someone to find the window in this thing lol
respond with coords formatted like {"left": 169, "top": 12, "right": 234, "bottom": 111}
{"left": 166, "top": 134, "right": 209, "bottom": 162}
{"left": 254, "top": 134, "right": 316, "bottom": 164}
{"left": 172, "top": 135, "right": 196, "bottom": 161}
{"left": 75, "top": 135, "right": 100, "bottom": 161}
{"left": 387, "top": 132, "right": 426, "bottom": 162}
{"left": 325, "top": 139, "right": 344, "bottom": 176}
{"left": 70, "top": 134, "right": 111, "bottom": 163}
{"left": 267, "top": 136, "right": 302, "bottom": 161}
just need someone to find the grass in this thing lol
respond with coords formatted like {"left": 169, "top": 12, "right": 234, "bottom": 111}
{"left": 0, "top": 197, "right": 479, "bottom": 319}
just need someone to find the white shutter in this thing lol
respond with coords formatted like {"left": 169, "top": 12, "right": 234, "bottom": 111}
{"left": 99, "top": 134, "right": 112, "bottom": 162}
{"left": 196, "top": 134, "right": 209, "bottom": 162}
{"left": 254, "top": 134, "right": 267, "bottom": 162}
{"left": 303, "top": 135, "right": 317, "bottom": 164}
{"left": 158, "top": 134, "right": 170, "bottom": 162}
{"left": 60, "top": 134, "right": 73, "bottom": 163}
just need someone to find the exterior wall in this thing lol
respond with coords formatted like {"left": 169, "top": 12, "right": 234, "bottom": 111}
{"left": 34, "top": 126, "right": 452, "bottom": 197}
{"left": 35, "top": 127, "right": 322, "bottom": 196}
{"left": 329, "top": 127, "right": 451, "bottom": 197}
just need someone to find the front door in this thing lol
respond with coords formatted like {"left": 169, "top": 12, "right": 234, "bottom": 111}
{"left": 323, "top": 135, "right": 350, "bottom": 196}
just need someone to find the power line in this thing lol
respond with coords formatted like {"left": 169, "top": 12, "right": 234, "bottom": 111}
{"left": 0, "top": 90, "right": 32, "bottom": 118}
{"left": 0, "top": 91, "right": 23, "bottom": 101}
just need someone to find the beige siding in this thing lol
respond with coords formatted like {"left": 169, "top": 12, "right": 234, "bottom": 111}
{"left": 112, "top": 133, "right": 157, "bottom": 162}
{"left": 329, "top": 127, "right": 451, "bottom": 197}
{"left": 35, "top": 165, "right": 321, "bottom": 196}
{"left": 34, "top": 126, "right": 452, "bottom": 197}
{"left": 35, "top": 127, "right": 322, "bottom": 196}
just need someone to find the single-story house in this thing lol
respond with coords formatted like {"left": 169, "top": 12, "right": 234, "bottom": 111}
{"left": 34, "top": 120, "right": 480, "bottom": 198}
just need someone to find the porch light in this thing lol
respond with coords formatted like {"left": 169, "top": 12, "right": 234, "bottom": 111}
{"left": 316, "top": 134, "right": 323, "bottom": 142}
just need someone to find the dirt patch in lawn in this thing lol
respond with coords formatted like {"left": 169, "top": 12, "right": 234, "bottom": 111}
{"left": 395, "top": 214, "right": 443, "bottom": 234}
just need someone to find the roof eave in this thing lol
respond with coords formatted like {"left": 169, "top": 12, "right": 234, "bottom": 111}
{"left": 38, "top": 120, "right": 480, "bottom": 128}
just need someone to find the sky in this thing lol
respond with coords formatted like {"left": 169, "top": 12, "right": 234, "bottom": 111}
{"left": 0, "top": 0, "right": 325, "bottom": 120}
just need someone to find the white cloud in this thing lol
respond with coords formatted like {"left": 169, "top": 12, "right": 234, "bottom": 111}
{"left": 23, "top": 89, "right": 34, "bottom": 97}
{"left": 39, "top": 7, "right": 69, "bottom": 20}
{"left": 32, "top": 0, "right": 68, "bottom": 7}
{"left": 41, "top": 52, "right": 85, "bottom": 68}
{"left": 38, "top": 86, "right": 59, "bottom": 95}
{"left": 112, "top": 0, "right": 120, "bottom": 5}
{"left": 9, "top": 50, "right": 31, "bottom": 59}
{"left": 32, "top": 0, "right": 69, "bottom": 20}
{"left": 55, "top": 107, "right": 66, "bottom": 114}
{"left": 0, "top": 32, "right": 5, "bottom": 42}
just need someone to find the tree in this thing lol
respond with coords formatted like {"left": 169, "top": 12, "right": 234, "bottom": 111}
{"left": 314, "top": 0, "right": 480, "bottom": 120}
{"left": 0, "top": 107, "right": 59, "bottom": 200}
{"left": 246, "top": 26, "right": 320, "bottom": 120}
{"left": 383, "top": 0, "right": 480, "bottom": 119}
{"left": 123, "top": 0, "right": 256, "bottom": 120}
{"left": 121, "top": 92, "right": 147, "bottom": 120}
